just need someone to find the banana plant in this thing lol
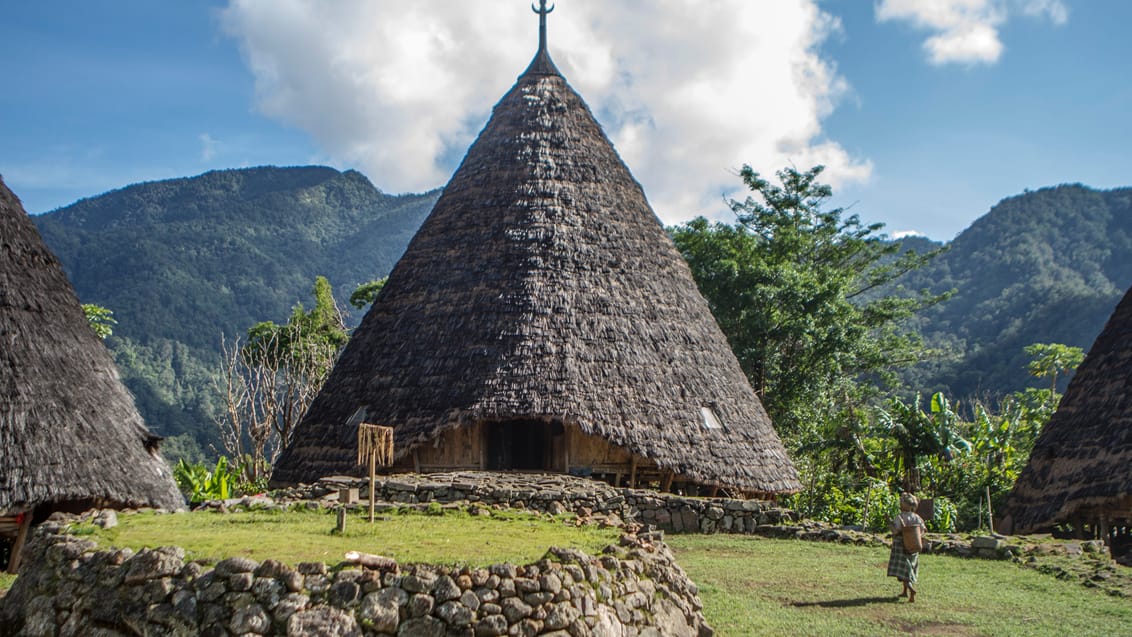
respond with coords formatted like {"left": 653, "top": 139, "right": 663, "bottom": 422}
{"left": 876, "top": 392, "right": 970, "bottom": 493}
{"left": 173, "top": 457, "right": 239, "bottom": 504}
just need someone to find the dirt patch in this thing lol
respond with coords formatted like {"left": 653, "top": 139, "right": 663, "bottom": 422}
{"left": 888, "top": 619, "right": 980, "bottom": 636}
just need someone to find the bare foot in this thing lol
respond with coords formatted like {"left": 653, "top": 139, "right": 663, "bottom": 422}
{"left": 908, "top": 590, "right": 916, "bottom": 603}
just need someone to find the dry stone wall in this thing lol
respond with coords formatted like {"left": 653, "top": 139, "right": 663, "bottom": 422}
{"left": 273, "top": 472, "right": 798, "bottom": 536}
{"left": 0, "top": 515, "right": 712, "bottom": 637}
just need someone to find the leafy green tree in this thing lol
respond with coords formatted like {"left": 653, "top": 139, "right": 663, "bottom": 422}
{"left": 1023, "top": 341, "right": 1084, "bottom": 401}
{"left": 82, "top": 303, "right": 117, "bottom": 339}
{"left": 348, "top": 278, "right": 387, "bottom": 309}
{"left": 671, "top": 164, "right": 950, "bottom": 435}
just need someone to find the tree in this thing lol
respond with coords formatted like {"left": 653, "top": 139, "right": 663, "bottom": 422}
{"left": 1023, "top": 341, "right": 1084, "bottom": 395}
{"left": 348, "top": 277, "right": 387, "bottom": 309}
{"left": 82, "top": 303, "right": 116, "bottom": 339}
{"left": 671, "top": 165, "right": 950, "bottom": 435}
{"left": 215, "top": 276, "right": 347, "bottom": 484}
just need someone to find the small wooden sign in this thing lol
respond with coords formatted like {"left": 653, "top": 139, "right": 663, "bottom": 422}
{"left": 357, "top": 423, "right": 394, "bottom": 523}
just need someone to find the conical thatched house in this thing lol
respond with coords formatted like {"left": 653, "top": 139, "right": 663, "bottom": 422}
{"left": 0, "top": 176, "right": 184, "bottom": 524}
{"left": 1004, "top": 286, "right": 1132, "bottom": 541}
{"left": 272, "top": 8, "right": 800, "bottom": 496}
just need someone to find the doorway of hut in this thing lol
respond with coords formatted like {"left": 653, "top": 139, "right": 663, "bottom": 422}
{"left": 485, "top": 419, "right": 561, "bottom": 471}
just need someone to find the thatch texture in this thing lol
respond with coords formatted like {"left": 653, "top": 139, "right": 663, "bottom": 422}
{"left": 272, "top": 48, "right": 800, "bottom": 494}
{"left": 1005, "top": 286, "right": 1132, "bottom": 533}
{"left": 0, "top": 177, "right": 184, "bottom": 513}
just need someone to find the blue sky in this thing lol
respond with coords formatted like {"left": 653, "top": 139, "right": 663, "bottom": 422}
{"left": 1, "top": 1, "right": 1128, "bottom": 241}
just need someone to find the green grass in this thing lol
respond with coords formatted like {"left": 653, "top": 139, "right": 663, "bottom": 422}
{"left": 6, "top": 511, "right": 1130, "bottom": 637}
{"left": 67, "top": 506, "right": 621, "bottom": 568}
{"left": 0, "top": 573, "right": 16, "bottom": 595}
{"left": 667, "top": 534, "right": 1132, "bottom": 637}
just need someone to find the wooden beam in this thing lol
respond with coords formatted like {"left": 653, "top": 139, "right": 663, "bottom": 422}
{"left": 661, "top": 471, "right": 674, "bottom": 493}
{"left": 6, "top": 512, "right": 32, "bottom": 574}
{"left": 479, "top": 422, "right": 487, "bottom": 470}
{"left": 412, "top": 450, "right": 421, "bottom": 473}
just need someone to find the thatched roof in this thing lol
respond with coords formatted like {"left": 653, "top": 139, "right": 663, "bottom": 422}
{"left": 1005, "top": 285, "right": 1132, "bottom": 533}
{"left": 0, "top": 177, "right": 184, "bottom": 513}
{"left": 272, "top": 41, "right": 800, "bottom": 494}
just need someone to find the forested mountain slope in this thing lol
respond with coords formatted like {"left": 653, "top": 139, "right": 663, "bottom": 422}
{"left": 32, "top": 169, "right": 1131, "bottom": 448}
{"left": 901, "top": 184, "right": 1132, "bottom": 397}
{"left": 34, "top": 166, "right": 439, "bottom": 447}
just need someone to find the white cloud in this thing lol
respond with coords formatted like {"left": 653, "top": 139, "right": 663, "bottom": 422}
{"left": 876, "top": 0, "right": 1068, "bottom": 65}
{"left": 199, "top": 133, "right": 219, "bottom": 162}
{"left": 891, "top": 229, "right": 926, "bottom": 239}
{"left": 220, "top": 0, "right": 870, "bottom": 223}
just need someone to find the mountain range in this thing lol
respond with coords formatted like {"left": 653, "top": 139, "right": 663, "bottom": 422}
{"left": 33, "top": 166, "right": 439, "bottom": 450}
{"left": 899, "top": 184, "right": 1132, "bottom": 398}
{"left": 29, "top": 166, "right": 1132, "bottom": 452}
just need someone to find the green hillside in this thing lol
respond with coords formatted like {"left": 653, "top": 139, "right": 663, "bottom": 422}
{"left": 901, "top": 184, "right": 1132, "bottom": 398}
{"left": 32, "top": 168, "right": 1132, "bottom": 450}
{"left": 34, "top": 166, "right": 438, "bottom": 448}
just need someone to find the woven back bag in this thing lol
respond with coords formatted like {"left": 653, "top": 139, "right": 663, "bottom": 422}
{"left": 902, "top": 522, "right": 923, "bottom": 554}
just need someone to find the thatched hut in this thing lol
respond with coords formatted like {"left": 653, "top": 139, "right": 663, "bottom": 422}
{"left": 1, "top": 176, "right": 184, "bottom": 568}
{"left": 272, "top": 9, "right": 800, "bottom": 497}
{"left": 1004, "top": 285, "right": 1132, "bottom": 547}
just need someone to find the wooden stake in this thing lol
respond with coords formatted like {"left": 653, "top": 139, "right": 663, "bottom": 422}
{"left": 368, "top": 451, "right": 376, "bottom": 523}
{"left": 986, "top": 486, "right": 995, "bottom": 534}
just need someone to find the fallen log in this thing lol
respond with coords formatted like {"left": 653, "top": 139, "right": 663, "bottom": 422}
{"left": 344, "top": 550, "right": 399, "bottom": 572}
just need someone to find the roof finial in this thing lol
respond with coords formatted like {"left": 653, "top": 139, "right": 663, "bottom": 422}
{"left": 521, "top": 0, "right": 561, "bottom": 77}
{"left": 532, "top": 0, "right": 555, "bottom": 54}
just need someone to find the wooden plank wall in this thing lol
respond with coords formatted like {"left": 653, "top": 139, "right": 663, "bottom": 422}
{"left": 389, "top": 420, "right": 686, "bottom": 490}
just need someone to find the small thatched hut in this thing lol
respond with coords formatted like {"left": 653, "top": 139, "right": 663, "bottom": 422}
{"left": 1, "top": 176, "right": 184, "bottom": 547}
{"left": 272, "top": 8, "right": 800, "bottom": 496}
{"left": 1004, "top": 285, "right": 1132, "bottom": 546}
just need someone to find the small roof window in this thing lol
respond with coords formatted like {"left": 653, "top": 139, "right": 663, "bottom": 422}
{"left": 701, "top": 406, "right": 724, "bottom": 430}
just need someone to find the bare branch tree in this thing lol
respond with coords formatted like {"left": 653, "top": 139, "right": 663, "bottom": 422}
{"left": 213, "top": 276, "right": 348, "bottom": 485}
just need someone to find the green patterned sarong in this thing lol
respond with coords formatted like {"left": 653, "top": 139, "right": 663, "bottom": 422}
{"left": 887, "top": 535, "right": 919, "bottom": 583}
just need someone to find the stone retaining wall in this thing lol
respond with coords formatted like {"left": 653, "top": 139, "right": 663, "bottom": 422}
{"left": 273, "top": 472, "right": 798, "bottom": 536}
{"left": 0, "top": 517, "right": 712, "bottom": 637}
{"left": 275, "top": 473, "right": 1114, "bottom": 566}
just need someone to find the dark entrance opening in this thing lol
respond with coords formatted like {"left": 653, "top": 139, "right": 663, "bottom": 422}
{"left": 486, "top": 420, "right": 555, "bottom": 470}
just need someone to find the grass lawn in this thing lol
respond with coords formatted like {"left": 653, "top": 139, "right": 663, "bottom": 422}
{"left": 5, "top": 509, "right": 1131, "bottom": 637}
{"left": 66, "top": 506, "right": 622, "bottom": 568}
{"left": 667, "top": 534, "right": 1132, "bottom": 637}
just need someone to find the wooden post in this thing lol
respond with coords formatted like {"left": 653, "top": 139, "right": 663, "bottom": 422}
{"left": 336, "top": 507, "right": 347, "bottom": 534}
{"left": 368, "top": 451, "right": 376, "bottom": 523}
{"left": 661, "top": 471, "right": 674, "bottom": 493}
{"left": 986, "top": 486, "right": 995, "bottom": 534}
{"left": 629, "top": 457, "right": 638, "bottom": 489}
{"left": 6, "top": 512, "right": 32, "bottom": 575}
{"left": 358, "top": 424, "right": 394, "bottom": 524}
{"left": 480, "top": 424, "right": 488, "bottom": 470}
